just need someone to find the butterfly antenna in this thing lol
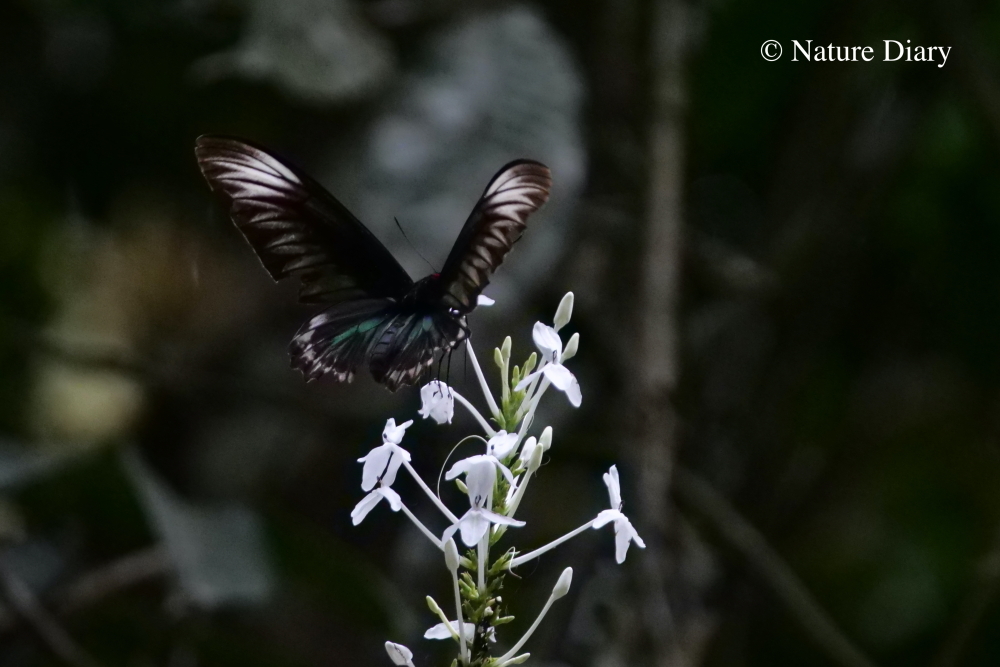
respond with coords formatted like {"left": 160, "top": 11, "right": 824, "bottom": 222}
{"left": 394, "top": 217, "right": 438, "bottom": 273}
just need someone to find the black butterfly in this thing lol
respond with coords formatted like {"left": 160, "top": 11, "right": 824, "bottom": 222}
{"left": 195, "top": 136, "right": 551, "bottom": 391}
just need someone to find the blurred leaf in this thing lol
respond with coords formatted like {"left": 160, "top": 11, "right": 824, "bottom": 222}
{"left": 0, "top": 438, "right": 69, "bottom": 491}
{"left": 0, "top": 539, "right": 65, "bottom": 595}
{"left": 123, "top": 449, "right": 274, "bottom": 609}
{"left": 194, "top": 0, "right": 394, "bottom": 103}
{"left": 339, "top": 5, "right": 585, "bottom": 303}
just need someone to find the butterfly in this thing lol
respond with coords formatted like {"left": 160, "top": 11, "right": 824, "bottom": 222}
{"left": 195, "top": 136, "right": 551, "bottom": 391}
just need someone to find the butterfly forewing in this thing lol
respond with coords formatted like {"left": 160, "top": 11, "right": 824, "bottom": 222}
{"left": 195, "top": 136, "right": 413, "bottom": 305}
{"left": 438, "top": 160, "right": 552, "bottom": 313}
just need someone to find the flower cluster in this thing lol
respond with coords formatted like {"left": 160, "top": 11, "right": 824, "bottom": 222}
{"left": 352, "top": 293, "right": 644, "bottom": 667}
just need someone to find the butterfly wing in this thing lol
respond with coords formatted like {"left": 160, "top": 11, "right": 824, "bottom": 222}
{"left": 368, "top": 312, "right": 467, "bottom": 391}
{"left": 290, "top": 299, "right": 396, "bottom": 382}
{"left": 437, "top": 160, "right": 551, "bottom": 313}
{"left": 195, "top": 136, "right": 413, "bottom": 305}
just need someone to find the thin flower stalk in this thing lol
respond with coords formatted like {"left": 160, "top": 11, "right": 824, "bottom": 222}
{"left": 508, "top": 521, "right": 592, "bottom": 568}
{"left": 466, "top": 340, "right": 500, "bottom": 418}
{"left": 403, "top": 460, "right": 461, "bottom": 524}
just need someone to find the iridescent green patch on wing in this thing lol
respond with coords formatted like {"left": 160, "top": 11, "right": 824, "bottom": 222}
{"left": 331, "top": 316, "right": 384, "bottom": 346}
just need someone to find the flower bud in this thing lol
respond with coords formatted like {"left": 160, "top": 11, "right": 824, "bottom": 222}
{"left": 444, "top": 538, "right": 460, "bottom": 572}
{"left": 528, "top": 442, "right": 544, "bottom": 472}
{"left": 426, "top": 595, "right": 443, "bottom": 616}
{"left": 494, "top": 347, "right": 504, "bottom": 369}
{"left": 552, "top": 567, "right": 573, "bottom": 599}
{"left": 522, "top": 352, "right": 537, "bottom": 377}
{"left": 501, "top": 336, "right": 512, "bottom": 362}
{"left": 553, "top": 292, "right": 574, "bottom": 331}
{"left": 561, "top": 332, "right": 579, "bottom": 361}
{"left": 539, "top": 426, "right": 553, "bottom": 452}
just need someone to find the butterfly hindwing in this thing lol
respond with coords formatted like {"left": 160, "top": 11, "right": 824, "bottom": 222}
{"left": 369, "top": 312, "right": 467, "bottom": 391}
{"left": 290, "top": 299, "right": 395, "bottom": 382}
{"left": 438, "top": 160, "right": 552, "bottom": 313}
{"left": 195, "top": 136, "right": 413, "bottom": 305}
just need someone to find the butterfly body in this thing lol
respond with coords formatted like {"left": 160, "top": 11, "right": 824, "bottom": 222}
{"left": 196, "top": 136, "right": 550, "bottom": 391}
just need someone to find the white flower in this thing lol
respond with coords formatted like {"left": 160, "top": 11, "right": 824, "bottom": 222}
{"left": 418, "top": 381, "right": 454, "bottom": 424}
{"left": 487, "top": 430, "right": 519, "bottom": 460}
{"left": 351, "top": 486, "right": 402, "bottom": 525}
{"left": 424, "top": 621, "right": 477, "bottom": 643}
{"left": 591, "top": 466, "right": 645, "bottom": 563}
{"left": 477, "top": 294, "right": 496, "bottom": 307}
{"left": 515, "top": 322, "right": 582, "bottom": 407}
{"left": 443, "top": 456, "right": 524, "bottom": 545}
{"left": 358, "top": 419, "right": 413, "bottom": 491}
{"left": 444, "top": 505, "right": 524, "bottom": 547}
{"left": 385, "top": 641, "right": 415, "bottom": 667}
{"left": 383, "top": 418, "right": 413, "bottom": 445}
{"left": 446, "top": 455, "right": 514, "bottom": 502}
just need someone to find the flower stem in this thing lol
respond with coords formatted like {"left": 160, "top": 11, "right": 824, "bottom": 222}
{"left": 467, "top": 340, "right": 501, "bottom": 418}
{"left": 515, "top": 377, "right": 551, "bottom": 446}
{"left": 452, "top": 569, "right": 469, "bottom": 664}
{"left": 404, "top": 460, "right": 460, "bottom": 524}
{"left": 399, "top": 501, "right": 444, "bottom": 550}
{"left": 505, "top": 469, "right": 535, "bottom": 519}
{"left": 508, "top": 521, "right": 592, "bottom": 568}
{"left": 496, "top": 592, "right": 557, "bottom": 663}
{"left": 452, "top": 389, "right": 497, "bottom": 437}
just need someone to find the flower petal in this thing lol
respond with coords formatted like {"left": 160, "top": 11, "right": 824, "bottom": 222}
{"left": 613, "top": 516, "right": 644, "bottom": 563}
{"left": 380, "top": 486, "right": 402, "bottom": 512}
{"left": 614, "top": 519, "right": 634, "bottom": 563}
{"left": 592, "top": 508, "right": 621, "bottom": 529}
{"left": 382, "top": 418, "right": 414, "bottom": 444}
{"left": 359, "top": 444, "right": 393, "bottom": 491}
{"left": 351, "top": 491, "right": 383, "bottom": 525}
{"left": 488, "top": 431, "right": 519, "bottom": 460}
{"left": 477, "top": 295, "right": 496, "bottom": 307}
{"left": 480, "top": 508, "right": 526, "bottom": 528}
{"left": 465, "top": 458, "right": 498, "bottom": 505}
{"left": 458, "top": 510, "right": 491, "bottom": 546}
{"left": 532, "top": 322, "right": 562, "bottom": 362}
{"left": 385, "top": 642, "right": 413, "bottom": 666}
{"left": 424, "top": 621, "right": 476, "bottom": 641}
{"left": 381, "top": 449, "right": 408, "bottom": 488}
{"left": 542, "top": 364, "right": 582, "bottom": 407}
{"left": 445, "top": 456, "right": 477, "bottom": 481}
{"left": 514, "top": 370, "right": 540, "bottom": 392}
{"left": 603, "top": 465, "right": 622, "bottom": 509}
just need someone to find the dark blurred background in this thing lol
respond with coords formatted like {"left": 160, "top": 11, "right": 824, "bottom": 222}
{"left": 2, "top": 0, "right": 1000, "bottom": 666}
